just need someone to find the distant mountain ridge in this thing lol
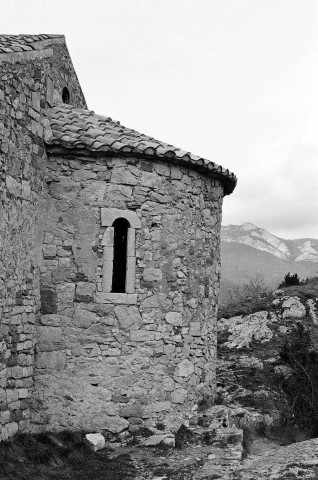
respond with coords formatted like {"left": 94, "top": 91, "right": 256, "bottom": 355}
{"left": 221, "top": 222, "right": 318, "bottom": 262}
{"left": 220, "top": 223, "right": 318, "bottom": 301}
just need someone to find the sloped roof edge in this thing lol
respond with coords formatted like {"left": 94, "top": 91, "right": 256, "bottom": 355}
{"left": 46, "top": 104, "right": 237, "bottom": 195}
{"left": 0, "top": 34, "right": 65, "bottom": 53}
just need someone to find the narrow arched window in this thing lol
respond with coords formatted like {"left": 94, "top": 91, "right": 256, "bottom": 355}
{"left": 111, "top": 218, "right": 130, "bottom": 293}
{"left": 101, "top": 208, "right": 140, "bottom": 297}
{"left": 62, "top": 87, "right": 70, "bottom": 104}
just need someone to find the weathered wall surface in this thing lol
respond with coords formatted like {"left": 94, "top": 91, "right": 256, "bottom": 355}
{"left": 0, "top": 41, "right": 86, "bottom": 441}
{"left": 31, "top": 155, "right": 224, "bottom": 434}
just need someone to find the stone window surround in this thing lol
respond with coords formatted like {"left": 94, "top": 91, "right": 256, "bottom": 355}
{"left": 99, "top": 208, "right": 141, "bottom": 305}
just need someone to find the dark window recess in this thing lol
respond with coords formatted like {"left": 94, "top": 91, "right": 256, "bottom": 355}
{"left": 62, "top": 87, "right": 70, "bottom": 104}
{"left": 111, "top": 218, "right": 130, "bottom": 293}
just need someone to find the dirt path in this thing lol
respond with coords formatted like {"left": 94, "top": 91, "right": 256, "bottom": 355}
{"left": 106, "top": 437, "right": 318, "bottom": 480}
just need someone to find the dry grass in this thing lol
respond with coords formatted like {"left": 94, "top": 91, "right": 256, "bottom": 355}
{"left": 219, "top": 276, "right": 318, "bottom": 320}
{"left": 0, "top": 431, "right": 136, "bottom": 480}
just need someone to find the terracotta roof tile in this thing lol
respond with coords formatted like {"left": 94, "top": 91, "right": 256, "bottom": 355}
{"left": 0, "top": 34, "right": 64, "bottom": 53}
{"left": 46, "top": 103, "right": 237, "bottom": 195}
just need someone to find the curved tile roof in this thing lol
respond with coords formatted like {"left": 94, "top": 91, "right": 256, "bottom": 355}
{"left": 0, "top": 34, "right": 64, "bottom": 53}
{"left": 46, "top": 104, "right": 237, "bottom": 195}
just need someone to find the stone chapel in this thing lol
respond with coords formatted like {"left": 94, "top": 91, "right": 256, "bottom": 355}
{"left": 0, "top": 35, "right": 236, "bottom": 441}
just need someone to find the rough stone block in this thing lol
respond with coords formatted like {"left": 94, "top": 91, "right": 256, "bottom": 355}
{"left": 31, "top": 91, "right": 40, "bottom": 112}
{"left": 165, "top": 312, "right": 182, "bottom": 326}
{"left": 57, "top": 283, "right": 75, "bottom": 304}
{"left": 143, "top": 268, "right": 162, "bottom": 282}
{"left": 6, "top": 422, "right": 18, "bottom": 437}
{"left": 95, "top": 292, "right": 137, "bottom": 305}
{"left": 111, "top": 167, "right": 138, "bottom": 185}
{"left": 73, "top": 309, "right": 97, "bottom": 328}
{"left": 40, "top": 287, "right": 57, "bottom": 314}
{"left": 37, "top": 326, "right": 63, "bottom": 349}
{"left": 50, "top": 178, "right": 81, "bottom": 200}
{"left": 18, "top": 388, "right": 28, "bottom": 399}
{"left": 101, "top": 416, "right": 129, "bottom": 433}
{"left": 127, "top": 228, "right": 135, "bottom": 257}
{"left": 143, "top": 401, "right": 172, "bottom": 416}
{"left": 140, "top": 295, "right": 159, "bottom": 308}
{"left": 102, "top": 247, "right": 113, "bottom": 293}
{"left": 189, "top": 322, "right": 201, "bottom": 336}
{"left": 130, "top": 330, "right": 155, "bottom": 342}
{"left": 35, "top": 351, "right": 66, "bottom": 371}
{"left": 6, "top": 390, "right": 19, "bottom": 403}
{"left": 111, "top": 394, "right": 130, "bottom": 404}
{"left": 40, "top": 314, "right": 62, "bottom": 327}
{"left": 101, "top": 208, "right": 141, "bottom": 228}
{"left": 119, "top": 403, "right": 142, "bottom": 418}
{"left": 140, "top": 171, "right": 161, "bottom": 188}
{"left": 125, "top": 256, "right": 136, "bottom": 294}
{"left": 114, "top": 306, "right": 142, "bottom": 331}
{"left": 127, "top": 416, "right": 142, "bottom": 425}
{"left": 1, "top": 410, "right": 10, "bottom": 425}
{"left": 46, "top": 76, "right": 54, "bottom": 106}
{"left": 101, "top": 227, "right": 114, "bottom": 247}
{"left": 76, "top": 282, "right": 96, "bottom": 302}
{"left": 171, "top": 388, "right": 187, "bottom": 404}
{"left": 43, "top": 244, "right": 57, "bottom": 259}
{"left": 175, "top": 359, "right": 194, "bottom": 377}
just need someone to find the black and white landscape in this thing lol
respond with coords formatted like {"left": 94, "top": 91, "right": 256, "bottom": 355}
{"left": 220, "top": 222, "right": 318, "bottom": 300}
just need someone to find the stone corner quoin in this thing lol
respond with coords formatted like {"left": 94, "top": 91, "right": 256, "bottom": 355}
{"left": 0, "top": 33, "right": 236, "bottom": 440}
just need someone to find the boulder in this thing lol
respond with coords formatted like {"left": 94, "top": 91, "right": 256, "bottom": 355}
{"left": 282, "top": 297, "right": 306, "bottom": 319}
{"left": 218, "top": 311, "right": 274, "bottom": 349}
{"left": 84, "top": 433, "right": 105, "bottom": 452}
{"left": 143, "top": 433, "right": 175, "bottom": 447}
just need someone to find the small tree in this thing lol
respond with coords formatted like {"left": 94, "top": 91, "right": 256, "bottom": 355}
{"left": 226, "top": 273, "right": 268, "bottom": 304}
{"left": 242, "top": 272, "right": 268, "bottom": 298}
{"left": 278, "top": 272, "right": 303, "bottom": 289}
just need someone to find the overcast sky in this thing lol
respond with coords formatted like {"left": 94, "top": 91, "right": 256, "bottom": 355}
{"left": 3, "top": 0, "right": 318, "bottom": 239}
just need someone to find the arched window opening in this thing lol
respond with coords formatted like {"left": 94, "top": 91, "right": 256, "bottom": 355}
{"left": 62, "top": 87, "right": 70, "bottom": 104}
{"left": 111, "top": 218, "right": 130, "bottom": 293}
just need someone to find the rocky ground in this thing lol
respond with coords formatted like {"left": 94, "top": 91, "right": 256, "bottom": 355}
{"left": 2, "top": 280, "right": 318, "bottom": 479}
{"left": 217, "top": 279, "right": 318, "bottom": 424}
{"left": 113, "top": 437, "right": 318, "bottom": 479}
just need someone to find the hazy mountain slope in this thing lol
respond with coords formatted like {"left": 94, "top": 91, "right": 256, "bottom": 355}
{"left": 220, "top": 223, "right": 318, "bottom": 302}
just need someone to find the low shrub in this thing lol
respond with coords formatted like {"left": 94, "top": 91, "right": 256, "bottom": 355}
{"left": 279, "top": 323, "right": 318, "bottom": 437}
{"left": 278, "top": 272, "right": 304, "bottom": 288}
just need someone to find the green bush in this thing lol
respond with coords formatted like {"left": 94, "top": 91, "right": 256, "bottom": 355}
{"left": 278, "top": 272, "right": 304, "bottom": 288}
{"left": 279, "top": 323, "right": 318, "bottom": 436}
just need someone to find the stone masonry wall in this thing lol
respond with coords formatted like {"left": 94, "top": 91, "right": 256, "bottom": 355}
{"left": 0, "top": 41, "right": 86, "bottom": 441}
{"left": 31, "top": 154, "right": 224, "bottom": 435}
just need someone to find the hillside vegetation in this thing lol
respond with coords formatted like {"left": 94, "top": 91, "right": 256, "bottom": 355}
{"left": 217, "top": 274, "right": 318, "bottom": 444}
{"left": 220, "top": 223, "right": 318, "bottom": 301}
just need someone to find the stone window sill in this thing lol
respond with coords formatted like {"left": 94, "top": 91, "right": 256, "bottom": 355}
{"left": 95, "top": 292, "right": 137, "bottom": 305}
